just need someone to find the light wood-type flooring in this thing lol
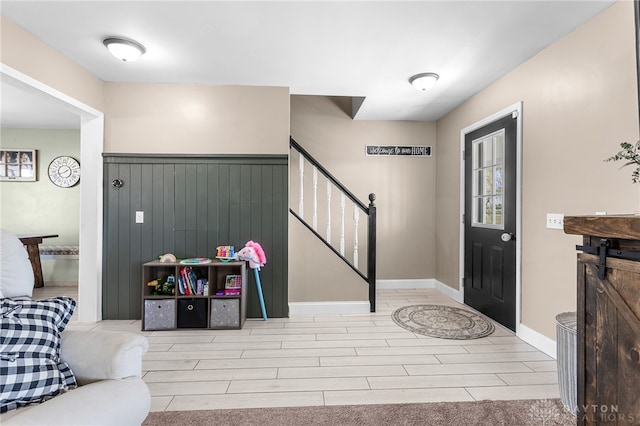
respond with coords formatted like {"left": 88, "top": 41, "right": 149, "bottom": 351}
{"left": 34, "top": 286, "right": 560, "bottom": 412}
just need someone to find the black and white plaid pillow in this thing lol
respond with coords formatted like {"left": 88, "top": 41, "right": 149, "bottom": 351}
{"left": 0, "top": 296, "right": 77, "bottom": 413}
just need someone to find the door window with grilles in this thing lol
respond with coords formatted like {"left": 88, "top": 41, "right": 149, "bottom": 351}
{"left": 472, "top": 129, "right": 505, "bottom": 229}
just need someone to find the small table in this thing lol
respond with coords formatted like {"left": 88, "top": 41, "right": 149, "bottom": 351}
{"left": 18, "top": 234, "right": 58, "bottom": 288}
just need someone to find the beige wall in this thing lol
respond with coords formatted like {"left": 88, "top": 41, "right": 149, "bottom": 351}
{"left": 290, "top": 96, "right": 436, "bottom": 301}
{"left": 289, "top": 217, "right": 368, "bottom": 302}
{"left": 1, "top": 15, "right": 289, "bottom": 155}
{"left": 1, "top": 15, "right": 104, "bottom": 111}
{"left": 104, "top": 83, "right": 290, "bottom": 154}
{"left": 436, "top": 1, "right": 639, "bottom": 339}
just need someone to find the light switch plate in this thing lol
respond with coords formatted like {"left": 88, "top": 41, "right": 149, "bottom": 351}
{"left": 546, "top": 213, "right": 564, "bottom": 230}
{"left": 135, "top": 211, "right": 144, "bottom": 224}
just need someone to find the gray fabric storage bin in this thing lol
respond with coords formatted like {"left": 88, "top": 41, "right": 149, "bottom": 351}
{"left": 144, "top": 299, "right": 176, "bottom": 330}
{"left": 210, "top": 298, "right": 240, "bottom": 328}
{"left": 556, "top": 311, "right": 577, "bottom": 416}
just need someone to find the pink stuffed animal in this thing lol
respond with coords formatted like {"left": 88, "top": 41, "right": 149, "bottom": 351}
{"left": 236, "top": 240, "right": 267, "bottom": 270}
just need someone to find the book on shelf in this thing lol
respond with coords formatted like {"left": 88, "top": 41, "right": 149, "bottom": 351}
{"left": 177, "top": 275, "right": 186, "bottom": 295}
{"left": 177, "top": 266, "right": 208, "bottom": 296}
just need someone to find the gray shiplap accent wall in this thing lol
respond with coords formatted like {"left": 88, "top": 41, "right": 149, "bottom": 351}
{"left": 103, "top": 154, "right": 288, "bottom": 320}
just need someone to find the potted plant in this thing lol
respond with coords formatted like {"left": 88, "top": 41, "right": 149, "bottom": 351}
{"left": 605, "top": 140, "right": 640, "bottom": 183}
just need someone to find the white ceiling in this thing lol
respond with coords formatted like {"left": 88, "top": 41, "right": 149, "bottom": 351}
{"left": 1, "top": 1, "right": 615, "bottom": 128}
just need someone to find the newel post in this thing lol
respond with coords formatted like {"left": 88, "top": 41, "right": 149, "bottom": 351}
{"left": 367, "top": 193, "right": 377, "bottom": 312}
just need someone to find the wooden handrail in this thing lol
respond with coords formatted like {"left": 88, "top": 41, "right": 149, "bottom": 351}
{"left": 290, "top": 137, "right": 368, "bottom": 212}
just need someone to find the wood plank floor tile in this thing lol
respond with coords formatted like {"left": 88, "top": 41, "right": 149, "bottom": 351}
{"left": 34, "top": 286, "right": 561, "bottom": 412}
{"left": 367, "top": 373, "right": 506, "bottom": 389}
{"left": 465, "top": 384, "right": 561, "bottom": 401}
{"left": 227, "top": 377, "right": 370, "bottom": 393}
{"left": 323, "top": 388, "right": 474, "bottom": 406}
{"left": 277, "top": 365, "right": 407, "bottom": 379}
{"left": 405, "top": 361, "right": 533, "bottom": 376}
{"left": 147, "top": 380, "right": 229, "bottom": 396}
{"left": 167, "top": 391, "right": 325, "bottom": 410}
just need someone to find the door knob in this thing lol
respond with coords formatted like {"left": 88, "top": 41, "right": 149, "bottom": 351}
{"left": 501, "top": 232, "right": 515, "bottom": 242}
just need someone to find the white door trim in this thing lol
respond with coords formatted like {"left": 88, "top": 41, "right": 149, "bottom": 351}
{"left": 459, "top": 101, "right": 523, "bottom": 334}
{"left": 1, "top": 63, "right": 105, "bottom": 323}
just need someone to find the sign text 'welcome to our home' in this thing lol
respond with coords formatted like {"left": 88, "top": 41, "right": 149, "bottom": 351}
{"left": 365, "top": 145, "right": 432, "bottom": 157}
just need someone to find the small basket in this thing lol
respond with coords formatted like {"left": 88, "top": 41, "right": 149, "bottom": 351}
{"left": 556, "top": 311, "right": 577, "bottom": 416}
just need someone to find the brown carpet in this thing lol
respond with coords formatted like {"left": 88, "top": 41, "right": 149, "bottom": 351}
{"left": 143, "top": 399, "right": 575, "bottom": 426}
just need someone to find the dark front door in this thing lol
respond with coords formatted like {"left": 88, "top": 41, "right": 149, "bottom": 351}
{"left": 464, "top": 113, "right": 517, "bottom": 331}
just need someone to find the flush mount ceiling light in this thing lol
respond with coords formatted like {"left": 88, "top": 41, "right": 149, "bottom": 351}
{"left": 409, "top": 72, "right": 439, "bottom": 92}
{"left": 103, "top": 37, "right": 146, "bottom": 62}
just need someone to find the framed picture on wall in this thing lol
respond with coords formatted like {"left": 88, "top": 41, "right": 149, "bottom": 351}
{"left": 0, "top": 149, "right": 37, "bottom": 181}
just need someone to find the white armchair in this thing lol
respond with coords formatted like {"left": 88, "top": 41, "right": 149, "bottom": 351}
{"left": 1, "top": 330, "right": 151, "bottom": 426}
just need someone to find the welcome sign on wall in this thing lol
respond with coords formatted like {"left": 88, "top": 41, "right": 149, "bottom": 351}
{"left": 366, "top": 145, "right": 432, "bottom": 157}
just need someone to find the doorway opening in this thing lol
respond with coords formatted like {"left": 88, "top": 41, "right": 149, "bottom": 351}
{"left": 2, "top": 64, "right": 105, "bottom": 322}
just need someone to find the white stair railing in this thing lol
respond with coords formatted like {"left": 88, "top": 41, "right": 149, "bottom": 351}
{"left": 298, "top": 154, "right": 304, "bottom": 217}
{"left": 326, "top": 182, "right": 332, "bottom": 244}
{"left": 289, "top": 137, "right": 377, "bottom": 312}
{"left": 340, "top": 193, "right": 346, "bottom": 256}
{"left": 312, "top": 166, "right": 318, "bottom": 231}
{"left": 353, "top": 205, "right": 359, "bottom": 269}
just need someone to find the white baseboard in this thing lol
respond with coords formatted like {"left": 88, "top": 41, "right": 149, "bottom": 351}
{"left": 517, "top": 323, "right": 557, "bottom": 359}
{"left": 288, "top": 301, "right": 370, "bottom": 316}
{"left": 377, "top": 278, "right": 434, "bottom": 289}
{"left": 41, "top": 255, "right": 79, "bottom": 260}
{"left": 43, "top": 281, "right": 79, "bottom": 287}
{"left": 288, "top": 279, "right": 440, "bottom": 316}
{"left": 377, "top": 278, "right": 463, "bottom": 303}
{"left": 433, "top": 279, "right": 463, "bottom": 303}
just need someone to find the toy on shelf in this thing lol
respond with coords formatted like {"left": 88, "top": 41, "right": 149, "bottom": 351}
{"left": 147, "top": 274, "right": 175, "bottom": 295}
{"left": 215, "top": 245, "right": 235, "bottom": 262}
{"left": 159, "top": 253, "right": 177, "bottom": 263}
{"left": 236, "top": 240, "right": 267, "bottom": 320}
{"left": 179, "top": 257, "right": 212, "bottom": 264}
{"left": 224, "top": 274, "right": 242, "bottom": 296}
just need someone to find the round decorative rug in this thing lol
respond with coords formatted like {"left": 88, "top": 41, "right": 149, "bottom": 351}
{"left": 391, "top": 304, "right": 495, "bottom": 340}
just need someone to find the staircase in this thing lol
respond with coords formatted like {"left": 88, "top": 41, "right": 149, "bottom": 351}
{"left": 289, "top": 137, "right": 377, "bottom": 312}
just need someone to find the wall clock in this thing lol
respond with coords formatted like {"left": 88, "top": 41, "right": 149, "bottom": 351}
{"left": 48, "top": 156, "right": 80, "bottom": 188}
